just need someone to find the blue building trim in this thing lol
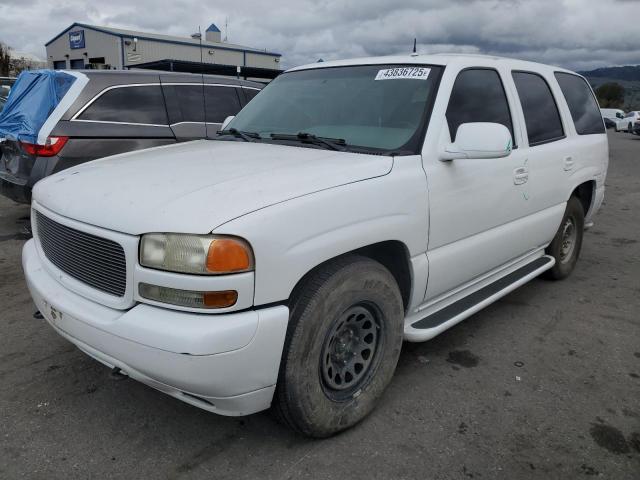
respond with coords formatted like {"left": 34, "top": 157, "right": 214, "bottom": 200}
{"left": 45, "top": 23, "right": 282, "bottom": 57}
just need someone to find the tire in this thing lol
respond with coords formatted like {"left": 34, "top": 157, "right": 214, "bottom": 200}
{"left": 273, "top": 255, "right": 404, "bottom": 437}
{"left": 544, "top": 196, "right": 585, "bottom": 280}
{"left": 629, "top": 123, "right": 633, "bottom": 133}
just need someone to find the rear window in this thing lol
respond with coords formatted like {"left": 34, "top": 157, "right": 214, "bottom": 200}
{"left": 512, "top": 72, "right": 564, "bottom": 146}
{"left": 205, "top": 86, "right": 241, "bottom": 123}
{"left": 554, "top": 73, "right": 605, "bottom": 135}
{"left": 78, "top": 85, "right": 168, "bottom": 125}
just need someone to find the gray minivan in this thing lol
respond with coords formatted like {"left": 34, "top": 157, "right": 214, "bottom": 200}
{"left": 0, "top": 70, "right": 262, "bottom": 203}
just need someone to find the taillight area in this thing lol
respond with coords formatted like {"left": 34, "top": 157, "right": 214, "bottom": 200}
{"left": 20, "top": 136, "right": 68, "bottom": 157}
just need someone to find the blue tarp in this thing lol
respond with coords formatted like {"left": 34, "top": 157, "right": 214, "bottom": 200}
{"left": 0, "top": 70, "right": 77, "bottom": 144}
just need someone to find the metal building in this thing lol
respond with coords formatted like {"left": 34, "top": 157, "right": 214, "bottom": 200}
{"left": 45, "top": 23, "right": 283, "bottom": 80}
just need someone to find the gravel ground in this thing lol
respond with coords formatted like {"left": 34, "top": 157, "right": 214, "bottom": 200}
{"left": 0, "top": 131, "right": 638, "bottom": 479}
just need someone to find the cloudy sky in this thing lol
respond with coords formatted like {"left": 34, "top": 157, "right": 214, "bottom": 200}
{"left": 1, "top": 0, "right": 639, "bottom": 71}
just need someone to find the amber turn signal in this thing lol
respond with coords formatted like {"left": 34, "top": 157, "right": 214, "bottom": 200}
{"left": 203, "top": 290, "right": 238, "bottom": 308}
{"left": 206, "top": 238, "right": 253, "bottom": 273}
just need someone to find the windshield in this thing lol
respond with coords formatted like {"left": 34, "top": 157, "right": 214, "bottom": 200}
{"left": 226, "top": 64, "right": 442, "bottom": 154}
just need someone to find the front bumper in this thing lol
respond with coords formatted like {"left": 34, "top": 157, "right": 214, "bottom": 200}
{"left": 23, "top": 239, "right": 289, "bottom": 416}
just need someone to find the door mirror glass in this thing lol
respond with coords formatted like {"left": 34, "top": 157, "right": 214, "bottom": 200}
{"left": 441, "top": 122, "right": 512, "bottom": 161}
{"left": 221, "top": 115, "right": 235, "bottom": 131}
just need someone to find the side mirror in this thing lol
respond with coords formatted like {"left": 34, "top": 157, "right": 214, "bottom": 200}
{"left": 441, "top": 122, "right": 512, "bottom": 161}
{"left": 220, "top": 115, "right": 235, "bottom": 131}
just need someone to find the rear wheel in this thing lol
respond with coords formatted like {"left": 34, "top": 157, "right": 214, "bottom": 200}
{"left": 544, "top": 196, "right": 584, "bottom": 280}
{"left": 273, "top": 255, "right": 404, "bottom": 437}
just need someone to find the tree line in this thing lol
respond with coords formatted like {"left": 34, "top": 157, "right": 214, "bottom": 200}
{"left": 594, "top": 82, "right": 625, "bottom": 109}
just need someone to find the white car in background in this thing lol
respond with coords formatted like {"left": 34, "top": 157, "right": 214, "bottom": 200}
{"left": 600, "top": 108, "right": 624, "bottom": 121}
{"left": 23, "top": 54, "right": 608, "bottom": 437}
{"left": 616, "top": 110, "right": 640, "bottom": 132}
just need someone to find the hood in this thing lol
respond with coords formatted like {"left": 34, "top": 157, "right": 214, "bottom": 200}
{"left": 33, "top": 140, "right": 393, "bottom": 235}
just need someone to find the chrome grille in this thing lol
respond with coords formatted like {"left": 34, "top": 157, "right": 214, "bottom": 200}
{"left": 35, "top": 211, "right": 127, "bottom": 297}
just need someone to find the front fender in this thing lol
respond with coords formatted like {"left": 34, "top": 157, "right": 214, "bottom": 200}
{"left": 213, "top": 156, "right": 429, "bottom": 306}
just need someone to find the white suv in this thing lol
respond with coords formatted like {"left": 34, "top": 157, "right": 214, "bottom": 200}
{"left": 23, "top": 54, "right": 608, "bottom": 437}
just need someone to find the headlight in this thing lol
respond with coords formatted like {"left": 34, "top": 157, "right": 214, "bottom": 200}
{"left": 139, "top": 233, "right": 254, "bottom": 274}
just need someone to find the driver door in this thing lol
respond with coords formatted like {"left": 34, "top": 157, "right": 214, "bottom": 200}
{"left": 423, "top": 67, "right": 530, "bottom": 301}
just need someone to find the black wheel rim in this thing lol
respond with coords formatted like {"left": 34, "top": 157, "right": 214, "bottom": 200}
{"left": 320, "top": 304, "right": 381, "bottom": 395}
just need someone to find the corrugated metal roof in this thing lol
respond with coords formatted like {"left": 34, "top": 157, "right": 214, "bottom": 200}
{"left": 45, "top": 23, "right": 281, "bottom": 57}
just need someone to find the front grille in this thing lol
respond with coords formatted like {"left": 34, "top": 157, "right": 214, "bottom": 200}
{"left": 35, "top": 211, "right": 127, "bottom": 297}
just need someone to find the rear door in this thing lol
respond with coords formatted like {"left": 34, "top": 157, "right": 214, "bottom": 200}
{"left": 507, "top": 70, "right": 574, "bottom": 230}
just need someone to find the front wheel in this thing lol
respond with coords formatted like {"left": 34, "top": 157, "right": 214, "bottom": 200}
{"left": 273, "top": 255, "right": 404, "bottom": 437}
{"left": 629, "top": 123, "right": 633, "bottom": 133}
{"left": 544, "top": 196, "right": 585, "bottom": 280}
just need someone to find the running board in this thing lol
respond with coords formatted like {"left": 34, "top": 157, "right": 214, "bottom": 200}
{"left": 404, "top": 255, "right": 555, "bottom": 342}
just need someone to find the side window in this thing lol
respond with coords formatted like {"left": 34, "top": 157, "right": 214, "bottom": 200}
{"left": 512, "top": 72, "right": 564, "bottom": 145}
{"left": 554, "top": 73, "right": 605, "bottom": 135}
{"left": 205, "top": 86, "right": 242, "bottom": 123}
{"left": 79, "top": 85, "right": 168, "bottom": 125}
{"left": 168, "top": 85, "right": 205, "bottom": 124}
{"left": 243, "top": 88, "right": 260, "bottom": 103}
{"left": 446, "top": 68, "right": 515, "bottom": 144}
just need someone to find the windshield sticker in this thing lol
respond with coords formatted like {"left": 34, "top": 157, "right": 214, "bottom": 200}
{"left": 375, "top": 67, "right": 431, "bottom": 81}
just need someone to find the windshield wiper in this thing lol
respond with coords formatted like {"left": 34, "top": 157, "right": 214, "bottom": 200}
{"left": 217, "top": 128, "right": 261, "bottom": 142}
{"left": 270, "top": 132, "right": 347, "bottom": 151}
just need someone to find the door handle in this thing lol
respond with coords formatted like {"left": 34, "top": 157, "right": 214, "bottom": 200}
{"left": 513, "top": 166, "right": 529, "bottom": 185}
{"left": 563, "top": 156, "right": 574, "bottom": 171}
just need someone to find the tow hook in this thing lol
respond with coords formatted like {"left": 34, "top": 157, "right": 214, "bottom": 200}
{"left": 110, "top": 367, "right": 129, "bottom": 381}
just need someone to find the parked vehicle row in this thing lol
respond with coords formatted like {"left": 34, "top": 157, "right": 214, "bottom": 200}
{"left": 600, "top": 107, "right": 640, "bottom": 133}
{"left": 0, "top": 70, "right": 262, "bottom": 203}
{"left": 22, "top": 54, "right": 608, "bottom": 437}
{"left": 622, "top": 111, "right": 640, "bottom": 134}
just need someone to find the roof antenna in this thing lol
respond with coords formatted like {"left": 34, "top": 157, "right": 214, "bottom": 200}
{"left": 191, "top": 26, "right": 207, "bottom": 139}
{"left": 412, "top": 38, "right": 417, "bottom": 54}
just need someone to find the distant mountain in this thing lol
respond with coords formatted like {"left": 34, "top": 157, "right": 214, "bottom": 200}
{"left": 578, "top": 65, "right": 640, "bottom": 81}
{"left": 578, "top": 65, "right": 640, "bottom": 110}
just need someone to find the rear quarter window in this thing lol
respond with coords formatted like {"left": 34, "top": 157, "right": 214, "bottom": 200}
{"left": 554, "top": 73, "right": 605, "bottom": 135}
{"left": 512, "top": 71, "right": 564, "bottom": 146}
{"left": 78, "top": 85, "right": 168, "bottom": 125}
